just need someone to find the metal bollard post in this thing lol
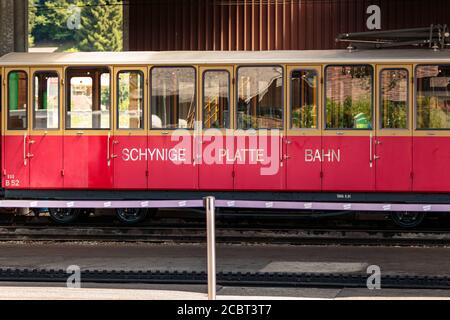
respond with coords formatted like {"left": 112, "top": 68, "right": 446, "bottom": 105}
{"left": 204, "top": 196, "right": 216, "bottom": 300}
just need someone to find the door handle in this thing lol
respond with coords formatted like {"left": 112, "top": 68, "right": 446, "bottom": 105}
{"left": 28, "top": 140, "right": 36, "bottom": 145}
{"left": 374, "top": 155, "right": 380, "bottom": 160}
{"left": 107, "top": 133, "right": 111, "bottom": 167}
{"left": 369, "top": 132, "right": 373, "bottom": 168}
{"left": 111, "top": 154, "right": 118, "bottom": 159}
{"left": 23, "top": 133, "right": 27, "bottom": 166}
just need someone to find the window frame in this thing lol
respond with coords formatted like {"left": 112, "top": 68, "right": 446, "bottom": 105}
{"left": 379, "top": 67, "right": 410, "bottom": 131}
{"left": 149, "top": 65, "right": 197, "bottom": 131}
{"left": 7, "top": 70, "right": 28, "bottom": 131}
{"left": 32, "top": 70, "right": 60, "bottom": 131}
{"left": 65, "top": 66, "right": 112, "bottom": 131}
{"left": 414, "top": 64, "right": 450, "bottom": 131}
{"left": 235, "top": 64, "right": 285, "bottom": 130}
{"left": 116, "top": 69, "right": 145, "bottom": 131}
{"left": 324, "top": 64, "right": 375, "bottom": 131}
{"left": 289, "top": 68, "right": 319, "bottom": 130}
{"left": 201, "top": 69, "right": 231, "bottom": 130}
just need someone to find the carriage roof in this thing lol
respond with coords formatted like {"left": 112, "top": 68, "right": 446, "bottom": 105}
{"left": 0, "top": 49, "right": 449, "bottom": 66}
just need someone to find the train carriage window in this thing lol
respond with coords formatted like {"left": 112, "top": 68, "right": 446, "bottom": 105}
{"left": 325, "top": 65, "right": 373, "bottom": 129}
{"left": 33, "top": 71, "right": 59, "bottom": 130}
{"left": 380, "top": 69, "right": 408, "bottom": 129}
{"left": 237, "top": 66, "right": 283, "bottom": 129}
{"left": 416, "top": 65, "right": 450, "bottom": 129}
{"left": 66, "top": 67, "right": 110, "bottom": 130}
{"left": 8, "top": 71, "right": 28, "bottom": 130}
{"left": 151, "top": 67, "right": 196, "bottom": 129}
{"left": 117, "top": 71, "right": 144, "bottom": 129}
{"left": 202, "top": 70, "right": 230, "bottom": 129}
{"left": 291, "top": 69, "right": 318, "bottom": 129}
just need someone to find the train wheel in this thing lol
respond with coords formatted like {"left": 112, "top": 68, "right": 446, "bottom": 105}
{"left": 391, "top": 211, "right": 425, "bottom": 228}
{"left": 78, "top": 208, "right": 92, "bottom": 220}
{"left": 48, "top": 208, "right": 80, "bottom": 224}
{"left": 116, "top": 208, "right": 148, "bottom": 225}
{"left": 147, "top": 208, "right": 158, "bottom": 218}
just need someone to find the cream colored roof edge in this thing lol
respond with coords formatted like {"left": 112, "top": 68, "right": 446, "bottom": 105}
{"left": 0, "top": 49, "right": 450, "bottom": 66}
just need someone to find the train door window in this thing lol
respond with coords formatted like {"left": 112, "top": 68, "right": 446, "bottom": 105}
{"left": 66, "top": 67, "right": 110, "bottom": 129}
{"left": 202, "top": 70, "right": 230, "bottom": 129}
{"left": 151, "top": 67, "right": 196, "bottom": 129}
{"left": 237, "top": 66, "right": 283, "bottom": 129}
{"left": 117, "top": 71, "right": 144, "bottom": 129}
{"left": 325, "top": 65, "right": 374, "bottom": 129}
{"left": 290, "top": 69, "right": 318, "bottom": 129}
{"left": 416, "top": 65, "right": 450, "bottom": 129}
{"left": 7, "top": 71, "right": 28, "bottom": 130}
{"left": 33, "top": 71, "right": 59, "bottom": 130}
{"left": 380, "top": 69, "right": 408, "bottom": 129}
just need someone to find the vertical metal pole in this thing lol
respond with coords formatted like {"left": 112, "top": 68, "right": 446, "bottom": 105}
{"left": 204, "top": 196, "right": 216, "bottom": 300}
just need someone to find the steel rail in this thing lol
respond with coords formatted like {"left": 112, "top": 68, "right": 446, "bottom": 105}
{"left": 0, "top": 268, "right": 449, "bottom": 290}
{"left": 1, "top": 226, "right": 450, "bottom": 246}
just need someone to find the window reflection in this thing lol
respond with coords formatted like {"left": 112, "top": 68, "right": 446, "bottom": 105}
{"left": 380, "top": 69, "right": 408, "bottom": 129}
{"left": 34, "top": 71, "right": 59, "bottom": 130}
{"left": 203, "top": 70, "right": 230, "bottom": 129}
{"left": 8, "top": 71, "right": 28, "bottom": 130}
{"left": 151, "top": 67, "right": 196, "bottom": 129}
{"left": 117, "top": 71, "right": 144, "bottom": 129}
{"left": 325, "top": 65, "right": 373, "bottom": 129}
{"left": 66, "top": 67, "right": 110, "bottom": 129}
{"left": 291, "top": 69, "right": 318, "bottom": 129}
{"left": 416, "top": 65, "right": 450, "bottom": 129}
{"left": 237, "top": 66, "right": 283, "bottom": 129}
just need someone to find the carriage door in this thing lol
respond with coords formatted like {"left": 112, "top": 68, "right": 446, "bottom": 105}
{"left": 63, "top": 67, "right": 113, "bottom": 189}
{"left": 198, "top": 66, "right": 234, "bottom": 190}
{"left": 3, "top": 68, "right": 29, "bottom": 189}
{"left": 148, "top": 66, "right": 198, "bottom": 190}
{"left": 28, "top": 68, "right": 64, "bottom": 189}
{"left": 413, "top": 64, "right": 450, "bottom": 192}
{"left": 234, "top": 66, "right": 285, "bottom": 191}
{"left": 286, "top": 66, "right": 322, "bottom": 191}
{"left": 322, "top": 65, "right": 376, "bottom": 191}
{"left": 375, "top": 65, "right": 412, "bottom": 191}
{"left": 112, "top": 67, "right": 148, "bottom": 189}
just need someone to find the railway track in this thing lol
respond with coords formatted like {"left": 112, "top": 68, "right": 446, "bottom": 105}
{"left": 2, "top": 224, "right": 450, "bottom": 246}
{"left": 0, "top": 268, "right": 450, "bottom": 290}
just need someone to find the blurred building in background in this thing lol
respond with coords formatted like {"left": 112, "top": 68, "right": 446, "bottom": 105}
{"left": 126, "top": 0, "right": 450, "bottom": 51}
{"left": 2, "top": 0, "right": 450, "bottom": 56}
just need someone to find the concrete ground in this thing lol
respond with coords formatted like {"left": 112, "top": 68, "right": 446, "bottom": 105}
{"left": 0, "top": 282, "right": 450, "bottom": 300}
{"left": 0, "top": 242, "right": 448, "bottom": 276}
{"left": 0, "top": 242, "right": 449, "bottom": 299}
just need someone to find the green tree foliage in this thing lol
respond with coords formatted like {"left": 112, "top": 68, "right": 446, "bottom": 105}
{"left": 326, "top": 97, "right": 373, "bottom": 129}
{"left": 31, "top": 0, "right": 78, "bottom": 44}
{"left": 76, "top": 0, "right": 123, "bottom": 51}
{"left": 30, "top": 0, "right": 123, "bottom": 52}
{"left": 28, "top": 1, "right": 37, "bottom": 46}
{"left": 292, "top": 105, "right": 316, "bottom": 129}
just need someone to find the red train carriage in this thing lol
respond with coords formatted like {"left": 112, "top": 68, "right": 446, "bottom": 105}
{"left": 0, "top": 50, "right": 449, "bottom": 225}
